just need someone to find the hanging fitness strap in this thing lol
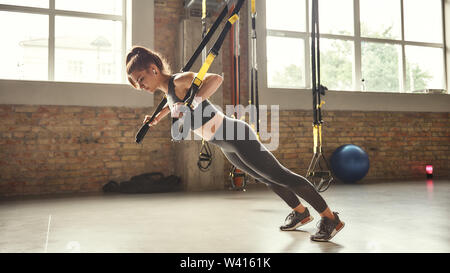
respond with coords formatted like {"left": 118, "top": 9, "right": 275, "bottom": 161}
{"left": 249, "top": 0, "right": 260, "bottom": 139}
{"left": 231, "top": 2, "right": 240, "bottom": 119}
{"left": 183, "top": 0, "right": 245, "bottom": 109}
{"left": 306, "top": 0, "right": 333, "bottom": 192}
{"left": 228, "top": 1, "right": 247, "bottom": 190}
{"left": 135, "top": 0, "right": 244, "bottom": 144}
{"left": 198, "top": 0, "right": 213, "bottom": 172}
{"left": 172, "top": 0, "right": 244, "bottom": 141}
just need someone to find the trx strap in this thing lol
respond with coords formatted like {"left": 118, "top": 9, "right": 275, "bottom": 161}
{"left": 249, "top": 0, "right": 260, "bottom": 139}
{"left": 183, "top": 0, "right": 244, "bottom": 109}
{"left": 198, "top": 139, "right": 213, "bottom": 171}
{"left": 135, "top": 0, "right": 244, "bottom": 144}
{"left": 172, "top": 0, "right": 244, "bottom": 140}
{"left": 228, "top": 3, "right": 247, "bottom": 190}
{"left": 135, "top": 96, "right": 167, "bottom": 143}
{"left": 201, "top": 0, "right": 207, "bottom": 62}
{"left": 197, "top": 0, "right": 213, "bottom": 171}
{"left": 231, "top": 4, "right": 240, "bottom": 119}
{"left": 306, "top": 0, "right": 333, "bottom": 192}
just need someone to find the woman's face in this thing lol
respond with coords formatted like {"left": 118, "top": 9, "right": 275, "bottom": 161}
{"left": 130, "top": 65, "right": 159, "bottom": 93}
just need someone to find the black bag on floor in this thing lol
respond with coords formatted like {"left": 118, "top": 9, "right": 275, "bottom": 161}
{"left": 103, "top": 172, "right": 182, "bottom": 194}
{"left": 102, "top": 181, "right": 120, "bottom": 192}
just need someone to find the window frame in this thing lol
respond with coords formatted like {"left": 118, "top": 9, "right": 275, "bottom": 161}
{"left": 261, "top": 0, "right": 447, "bottom": 93}
{"left": 0, "top": 0, "right": 156, "bottom": 108}
{"left": 0, "top": 0, "right": 127, "bottom": 83}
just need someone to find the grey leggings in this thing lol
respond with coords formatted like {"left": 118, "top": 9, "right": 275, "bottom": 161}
{"left": 208, "top": 115, "right": 328, "bottom": 213}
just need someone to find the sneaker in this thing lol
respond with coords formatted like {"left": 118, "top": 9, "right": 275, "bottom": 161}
{"left": 310, "top": 212, "right": 345, "bottom": 242}
{"left": 280, "top": 208, "right": 314, "bottom": 231}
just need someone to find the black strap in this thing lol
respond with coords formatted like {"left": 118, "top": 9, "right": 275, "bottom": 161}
{"left": 308, "top": 0, "right": 333, "bottom": 193}
{"left": 172, "top": 0, "right": 245, "bottom": 140}
{"left": 182, "top": 1, "right": 230, "bottom": 72}
{"left": 311, "top": 0, "right": 327, "bottom": 126}
{"left": 184, "top": 0, "right": 245, "bottom": 108}
{"left": 135, "top": 98, "right": 167, "bottom": 144}
{"left": 198, "top": 140, "right": 213, "bottom": 171}
{"left": 197, "top": 0, "right": 212, "bottom": 171}
{"left": 136, "top": 1, "right": 239, "bottom": 144}
{"left": 250, "top": 0, "right": 259, "bottom": 135}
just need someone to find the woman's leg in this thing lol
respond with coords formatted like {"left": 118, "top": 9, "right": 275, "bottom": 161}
{"left": 222, "top": 150, "right": 302, "bottom": 210}
{"left": 228, "top": 119, "right": 329, "bottom": 214}
{"left": 209, "top": 117, "right": 343, "bottom": 240}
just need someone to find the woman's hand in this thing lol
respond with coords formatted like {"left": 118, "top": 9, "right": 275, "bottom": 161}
{"left": 143, "top": 115, "right": 159, "bottom": 126}
{"left": 191, "top": 96, "right": 203, "bottom": 109}
{"left": 170, "top": 102, "right": 186, "bottom": 118}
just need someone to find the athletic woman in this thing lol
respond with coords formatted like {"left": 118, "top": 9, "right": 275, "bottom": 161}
{"left": 126, "top": 46, "right": 344, "bottom": 242}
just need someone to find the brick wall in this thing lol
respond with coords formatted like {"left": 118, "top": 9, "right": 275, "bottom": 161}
{"left": 0, "top": 0, "right": 186, "bottom": 198}
{"left": 0, "top": 105, "right": 174, "bottom": 197}
{"left": 266, "top": 110, "right": 450, "bottom": 182}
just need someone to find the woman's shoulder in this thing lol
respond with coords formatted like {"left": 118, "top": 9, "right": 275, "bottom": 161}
{"left": 173, "top": 72, "right": 196, "bottom": 88}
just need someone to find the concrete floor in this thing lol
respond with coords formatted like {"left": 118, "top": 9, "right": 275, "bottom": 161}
{"left": 0, "top": 180, "right": 448, "bottom": 253}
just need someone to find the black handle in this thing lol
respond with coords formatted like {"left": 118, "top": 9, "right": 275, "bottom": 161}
{"left": 135, "top": 123, "right": 150, "bottom": 144}
{"left": 135, "top": 97, "right": 168, "bottom": 144}
{"left": 184, "top": 85, "right": 200, "bottom": 108}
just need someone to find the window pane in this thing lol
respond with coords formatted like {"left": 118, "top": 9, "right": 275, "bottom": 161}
{"left": 0, "top": 11, "right": 48, "bottom": 80}
{"left": 267, "top": 36, "right": 304, "bottom": 88}
{"left": 360, "top": 0, "right": 401, "bottom": 39}
{"left": 0, "top": 0, "right": 48, "bottom": 8}
{"left": 266, "top": 0, "right": 306, "bottom": 32}
{"left": 361, "top": 42, "right": 402, "bottom": 92}
{"left": 320, "top": 39, "right": 353, "bottom": 91}
{"left": 56, "top": 0, "right": 122, "bottom": 15}
{"left": 55, "top": 16, "right": 122, "bottom": 83}
{"left": 313, "top": 0, "right": 353, "bottom": 35}
{"left": 404, "top": 0, "right": 443, "bottom": 43}
{"left": 405, "top": 46, "right": 444, "bottom": 92}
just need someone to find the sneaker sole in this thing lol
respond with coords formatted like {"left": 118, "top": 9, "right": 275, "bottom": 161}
{"left": 280, "top": 216, "right": 314, "bottom": 231}
{"left": 311, "top": 221, "right": 345, "bottom": 242}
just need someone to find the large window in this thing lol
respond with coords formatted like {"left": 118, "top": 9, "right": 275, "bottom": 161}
{"left": 0, "top": 0, "right": 126, "bottom": 84}
{"left": 265, "top": 0, "right": 446, "bottom": 93}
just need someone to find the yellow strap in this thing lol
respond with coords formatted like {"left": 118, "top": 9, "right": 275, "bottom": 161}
{"left": 313, "top": 125, "right": 318, "bottom": 153}
{"left": 228, "top": 14, "right": 239, "bottom": 25}
{"left": 251, "top": 0, "right": 256, "bottom": 14}
{"left": 318, "top": 124, "right": 322, "bottom": 148}
{"left": 193, "top": 14, "right": 238, "bottom": 88}
{"left": 194, "top": 52, "right": 216, "bottom": 87}
{"left": 318, "top": 101, "right": 326, "bottom": 108}
{"left": 202, "top": 0, "right": 206, "bottom": 19}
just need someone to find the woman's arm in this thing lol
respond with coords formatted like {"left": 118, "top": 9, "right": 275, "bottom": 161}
{"left": 155, "top": 105, "right": 171, "bottom": 122}
{"left": 195, "top": 73, "right": 224, "bottom": 100}
{"left": 176, "top": 72, "right": 224, "bottom": 101}
{"left": 143, "top": 105, "right": 171, "bottom": 126}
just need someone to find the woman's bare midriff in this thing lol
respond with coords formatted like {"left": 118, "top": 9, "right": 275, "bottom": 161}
{"left": 192, "top": 111, "right": 225, "bottom": 141}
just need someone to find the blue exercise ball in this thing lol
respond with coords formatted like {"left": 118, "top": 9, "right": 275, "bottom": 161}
{"left": 330, "top": 144, "right": 370, "bottom": 183}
